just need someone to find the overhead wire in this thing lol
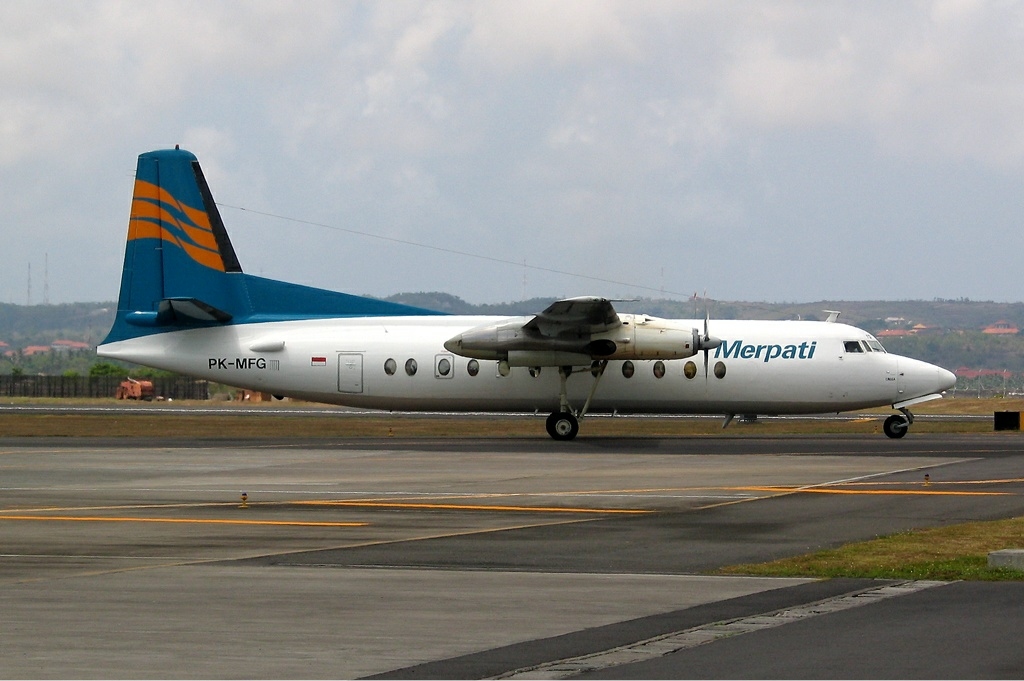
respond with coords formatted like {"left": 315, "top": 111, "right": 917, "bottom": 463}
{"left": 216, "top": 202, "right": 690, "bottom": 298}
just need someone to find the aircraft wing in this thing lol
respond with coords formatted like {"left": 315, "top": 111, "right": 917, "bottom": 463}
{"left": 522, "top": 296, "right": 622, "bottom": 338}
{"left": 445, "top": 296, "right": 698, "bottom": 365}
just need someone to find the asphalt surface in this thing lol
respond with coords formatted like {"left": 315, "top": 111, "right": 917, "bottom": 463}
{"left": 0, "top": 432, "right": 1022, "bottom": 678}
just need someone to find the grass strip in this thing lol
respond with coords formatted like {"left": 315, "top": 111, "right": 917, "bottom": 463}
{"left": 0, "top": 411, "right": 999, "bottom": 438}
{"left": 716, "top": 517, "right": 1024, "bottom": 581}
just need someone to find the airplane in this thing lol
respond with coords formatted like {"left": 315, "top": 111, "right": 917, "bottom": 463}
{"left": 97, "top": 148, "right": 957, "bottom": 440}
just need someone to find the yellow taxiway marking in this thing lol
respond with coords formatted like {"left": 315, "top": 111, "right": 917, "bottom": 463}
{"left": 733, "top": 486, "right": 1008, "bottom": 497}
{"left": 293, "top": 500, "right": 652, "bottom": 514}
{"left": 2, "top": 499, "right": 650, "bottom": 516}
{"left": 836, "top": 478, "right": 1024, "bottom": 486}
{"left": 0, "top": 515, "right": 366, "bottom": 527}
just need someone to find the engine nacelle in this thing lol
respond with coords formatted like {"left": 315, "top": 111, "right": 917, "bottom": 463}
{"left": 588, "top": 315, "right": 700, "bottom": 360}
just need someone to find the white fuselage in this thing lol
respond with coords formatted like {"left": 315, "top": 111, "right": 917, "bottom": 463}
{"left": 97, "top": 316, "right": 955, "bottom": 416}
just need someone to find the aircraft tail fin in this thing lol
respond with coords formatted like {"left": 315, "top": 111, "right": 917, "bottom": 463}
{"left": 102, "top": 148, "right": 439, "bottom": 345}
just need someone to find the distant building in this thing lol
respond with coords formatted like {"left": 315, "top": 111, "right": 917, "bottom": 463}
{"left": 877, "top": 323, "right": 941, "bottom": 337}
{"left": 982, "top": 320, "right": 1019, "bottom": 335}
{"left": 51, "top": 340, "right": 91, "bottom": 352}
{"left": 22, "top": 345, "right": 52, "bottom": 356}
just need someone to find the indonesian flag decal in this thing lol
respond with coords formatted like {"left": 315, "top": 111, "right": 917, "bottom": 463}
{"left": 311, "top": 356, "right": 327, "bottom": 366}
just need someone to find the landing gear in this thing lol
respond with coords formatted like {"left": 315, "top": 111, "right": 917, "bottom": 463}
{"left": 546, "top": 411, "right": 579, "bottom": 440}
{"left": 883, "top": 412, "right": 911, "bottom": 439}
{"left": 544, "top": 361, "right": 607, "bottom": 440}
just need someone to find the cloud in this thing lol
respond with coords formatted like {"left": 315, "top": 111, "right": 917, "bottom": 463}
{"left": 462, "top": 0, "right": 641, "bottom": 71}
{"left": 712, "top": 2, "right": 1024, "bottom": 167}
{"left": 2, "top": 1, "right": 1024, "bottom": 305}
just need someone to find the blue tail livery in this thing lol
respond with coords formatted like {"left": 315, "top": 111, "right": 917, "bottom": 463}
{"left": 102, "top": 147, "right": 438, "bottom": 344}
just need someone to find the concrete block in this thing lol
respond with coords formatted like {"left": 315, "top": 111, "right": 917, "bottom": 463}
{"left": 988, "top": 549, "right": 1024, "bottom": 570}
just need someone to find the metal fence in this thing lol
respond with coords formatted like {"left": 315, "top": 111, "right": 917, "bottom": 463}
{"left": 0, "top": 375, "right": 209, "bottom": 400}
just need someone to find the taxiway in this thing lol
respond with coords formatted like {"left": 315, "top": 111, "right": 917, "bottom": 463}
{"left": 0, "top": 433, "right": 1021, "bottom": 678}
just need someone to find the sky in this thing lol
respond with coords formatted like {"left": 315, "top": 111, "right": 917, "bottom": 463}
{"left": 3, "top": 0, "right": 1024, "bottom": 306}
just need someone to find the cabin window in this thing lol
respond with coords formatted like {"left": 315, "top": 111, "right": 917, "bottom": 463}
{"left": 714, "top": 361, "right": 727, "bottom": 379}
{"left": 529, "top": 367, "right": 542, "bottom": 378}
{"left": 435, "top": 356, "right": 452, "bottom": 377}
{"left": 467, "top": 359, "right": 480, "bottom": 376}
{"left": 621, "top": 361, "right": 634, "bottom": 378}
{"left": 653, "top": 361, "right": 666, "bottom": 378}
{"left": 683, "top": 361, "right": 697, "bottom": 379}
{"left": 405, "top": 358, "right": 418, "bottom": 376}
{"left": 384, "top": 358, "right": 397, "bottom": 376}
{"left": 843, "top": 341, "right": 863, "bottom": 353}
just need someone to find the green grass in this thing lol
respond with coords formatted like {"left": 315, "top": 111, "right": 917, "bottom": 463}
{"left": 717, "top": 517, "right": 1024, "bottom": 581}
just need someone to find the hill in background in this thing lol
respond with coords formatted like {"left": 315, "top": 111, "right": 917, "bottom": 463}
{"left": 383, "top": 293, "right": 1024, "bottom": 331}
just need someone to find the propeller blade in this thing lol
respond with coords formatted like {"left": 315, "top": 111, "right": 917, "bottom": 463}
{"left": 698, "top": 294, "right": 721, "bottom": 377}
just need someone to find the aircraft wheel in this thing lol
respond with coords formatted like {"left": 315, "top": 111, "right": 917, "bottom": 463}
{"left": 546, "top": 411, "right": 579, "bottom": 441}
{"left": 883, "top": 414, "right": 909, "bottom": 439}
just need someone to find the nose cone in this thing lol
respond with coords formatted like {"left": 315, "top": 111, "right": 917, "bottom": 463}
{"left": 443, "top": 335, "right": 463, "bottom": 354}
{"left": 900, "top": 357, "right": 957, "bottom": 398}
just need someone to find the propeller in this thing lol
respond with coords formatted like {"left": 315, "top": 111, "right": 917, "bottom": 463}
{"left": 697, "top": 296, "right": 722, "bottom": 378}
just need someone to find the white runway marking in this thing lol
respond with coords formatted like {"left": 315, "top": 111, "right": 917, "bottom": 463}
{"left": 494, "top": 580, "right": 950, "bottom": 679}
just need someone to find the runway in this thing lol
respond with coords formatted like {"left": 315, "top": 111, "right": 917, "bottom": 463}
{"left": 0, "top": 434, "right": 1022, "bottom": 678}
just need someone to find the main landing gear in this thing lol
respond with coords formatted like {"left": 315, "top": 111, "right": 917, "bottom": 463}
{"left": 545, "top": 411, "right": 579, "bottom": 440}
{"left": 545, "top": 361, "right": 608, "bottom": 441}
{"left": 883, "top": 407, "right": 914, "bottom": 439}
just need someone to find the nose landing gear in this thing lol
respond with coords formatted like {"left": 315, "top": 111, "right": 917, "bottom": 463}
{"left": 883, "top": 407, "right": 914, "bottom": 439}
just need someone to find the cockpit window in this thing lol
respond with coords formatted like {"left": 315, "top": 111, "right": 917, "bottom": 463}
{"left": 844, "top": 340, "right": 864, "bottom": 353}
{"left": 867, "top": 339, "right": 886, "bottom": 353}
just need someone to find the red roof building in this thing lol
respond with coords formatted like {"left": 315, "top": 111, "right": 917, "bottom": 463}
{"left": 51, "top": 340, "right": 91, "bottom": 351}
{"left": 982, "top": 320, "right": 1019, "bottom": 334}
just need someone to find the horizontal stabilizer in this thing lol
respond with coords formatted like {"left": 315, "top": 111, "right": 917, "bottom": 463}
{"left": 124, "top": 298, "right": 232, "bottom": 328}
{"left": 160, "top": 298, "right": 233, "bottom": 323}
